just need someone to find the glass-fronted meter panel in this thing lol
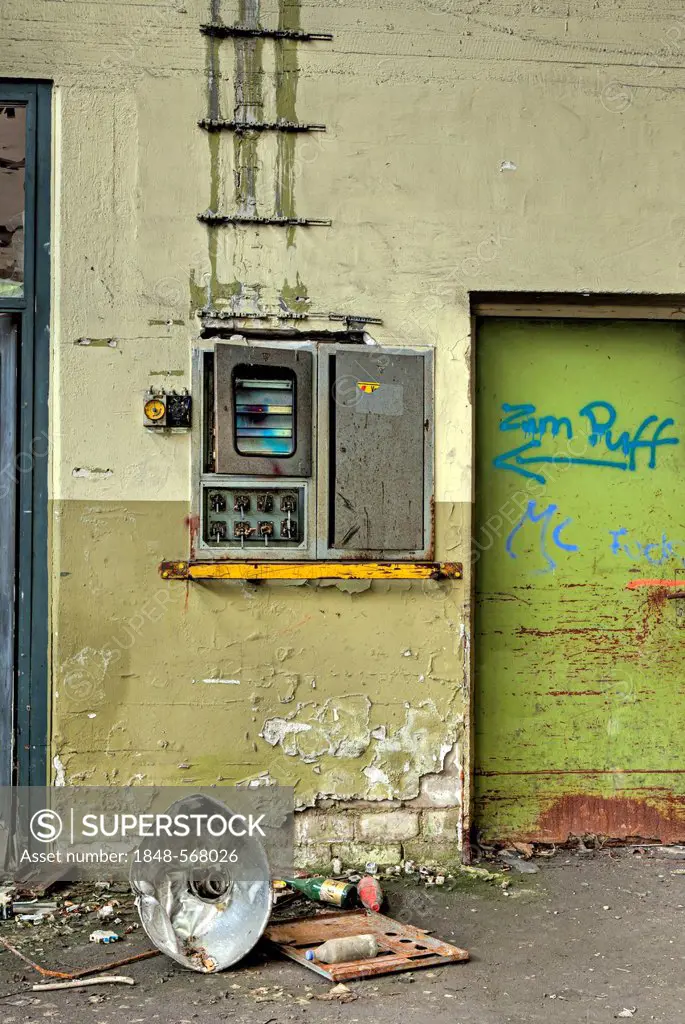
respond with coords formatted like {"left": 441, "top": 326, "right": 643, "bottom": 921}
{"left": 214, "top": 343, "right": 312, "bottom": 477}
{"left": 234, "top": 369, "right": 296, "bottom": 457}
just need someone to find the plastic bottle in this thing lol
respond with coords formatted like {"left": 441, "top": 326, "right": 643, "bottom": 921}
{"left": 357, "top": 875, "right": 383, "bottom": 913}
{"left": 284, "top": 876, "right": 357, "bottom": 908}
{"left": 307, "top": 934, "right": 379, "bottom": 964}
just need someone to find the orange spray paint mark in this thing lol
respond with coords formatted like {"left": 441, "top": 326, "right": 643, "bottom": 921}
{"left": 626, "top": 579, "right": 685, "bottom": 590}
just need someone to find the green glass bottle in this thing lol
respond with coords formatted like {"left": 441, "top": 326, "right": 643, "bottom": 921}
{"left": 284, "top": 876, "right": 357, "bottom": 908}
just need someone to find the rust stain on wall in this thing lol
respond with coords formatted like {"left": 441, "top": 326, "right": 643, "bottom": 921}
{"left": 537, "top": 793, "right": 685, "bottom": 845}
{"left": 185, "top": 513, "right": 200, "bottom": 561}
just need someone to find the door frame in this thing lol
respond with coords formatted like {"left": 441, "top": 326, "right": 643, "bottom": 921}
{"left": 467, "top": 292, "right": 685, "bottom": 854}
{"left": 0, "top": 318, "right": 17, "bottom": 787}
{"left": 0, "top": 81, "right": 51, "bottom": 786}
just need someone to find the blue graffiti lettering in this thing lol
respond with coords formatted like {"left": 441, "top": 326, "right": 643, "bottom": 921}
{"left": 506, "top": 501, "right": 579, "bottom": 573}
{"left": 552, "top": 518, "right": 578, "bottom": 553}
{"left": 609, "top": 527, "right": 685, "bottom": 567}
{"left": 500, "top": 403, "right": 573, "bottom": 441}
{"left": 494, "top": 401, "right": 679, "bottom": 482}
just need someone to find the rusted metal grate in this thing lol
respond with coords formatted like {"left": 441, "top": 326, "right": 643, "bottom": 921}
{"left": 264, "top": 910, "right": 469, "bottom": 981}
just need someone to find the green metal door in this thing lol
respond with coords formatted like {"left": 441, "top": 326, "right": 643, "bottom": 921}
{"left": 474, "top": 318, "right": 685, "bottom": 844}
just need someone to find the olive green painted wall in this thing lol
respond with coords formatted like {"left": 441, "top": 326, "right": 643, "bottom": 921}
{"left": 53, "top": 499, "right": 467, "bottom": 812}
{"left": 4, "top": 0, "right": 685, "bottom": 856}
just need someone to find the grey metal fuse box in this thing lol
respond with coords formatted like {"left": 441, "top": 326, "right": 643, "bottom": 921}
{"left": 194, "top": 339, "right": 433, "bottom": 560}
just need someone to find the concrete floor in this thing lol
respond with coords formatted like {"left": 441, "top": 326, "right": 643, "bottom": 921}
{"left": 1, "top": 848, "right": 684, "bottom": 1023}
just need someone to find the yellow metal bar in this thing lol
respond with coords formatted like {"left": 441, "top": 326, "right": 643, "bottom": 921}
{"left": 160, "top": 561, "right": 462, "bottom": 581}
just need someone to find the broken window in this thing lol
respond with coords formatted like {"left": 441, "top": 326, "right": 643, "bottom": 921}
{"left": 0, "top": 105, "right": 25, "bottom": 297}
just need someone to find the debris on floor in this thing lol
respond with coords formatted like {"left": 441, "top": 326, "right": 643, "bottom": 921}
{"left": 96, "top": 902, "right": 117, "bottom": 922}
{"left": 0, "top": 885, "right": 14, "bottom": 919}
{"left": 0, "top": 829, "right": 473, "bottom": 988}
{"left": 308, "top": 933, "right": 378, "bottom": 964}
{"left": 0, "top": 860, "right": 474, "bottom": 989}
{"left": 265, "top": 909, "right": 469, "bottom": 981}
{"left": 511, "top": 842, "right": 535, "bottom": 859}
{"left": 317, "top": 982, "right": 357, "bottom": 1002}
{"left": 357, "top": 875, "right": 384, "bottom": 912}
{"left": 497, "top": 851, "right": 539, "bottom": 874}
{"left": 89, "top": 928, "right": 120, "bottom": 944}
{"left": 31, "top": 974, "right": 135, "bottom": 991}
{"left": 0, "top": 929, "right": 159, "bottom": 981}
{"left": 460, "top": 864, "right": 509, "bottom": 885}
{"left": 12, "top": 900, "right": 58, "bottom": 919}
{"left": 283, "top": 875, "right": 357, "bottom": 908}
{"left": 2, "top": 849, "right": 682, "bottom": 1021}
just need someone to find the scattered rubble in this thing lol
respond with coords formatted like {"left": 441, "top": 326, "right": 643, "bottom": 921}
{"left": 317, "top": 982, "right": 357, "bottom": 1002}
{"left": 511, "top": 842, "right": 535, "bottom": 859}
{"left": 498, "top": 851, "right": 539, "bottom": 874}
{"left": 0, "top": 886, "right": 13, "bottom": 919}
{"left": 653, "top": 846, "right": 685, "bottom": 860}
{"left": 0, "top": 848, "right": 480, "bottom": 990}
{"left": 96, "top": 902, "right": 117, "bottom": 922}
{"left": 89, "top": 929, "right": 120, "bottom": 944}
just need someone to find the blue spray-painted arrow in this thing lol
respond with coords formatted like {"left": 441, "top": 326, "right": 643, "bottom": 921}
{"left": 493, "top": 439, "right": 629, "bottom": 484}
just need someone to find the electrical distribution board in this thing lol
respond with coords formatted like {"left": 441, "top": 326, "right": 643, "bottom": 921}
{"left": 196, "top": 340, "right": 433, "bottom": 560}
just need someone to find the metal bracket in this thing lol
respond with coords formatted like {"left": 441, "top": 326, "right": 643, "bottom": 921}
{"left": 199, "top": 118, "right": 326, "bottom": 133}
{"left": 200, "top": 24, "right": 333, "bottom": 41}
{"left": 197, "top": 212, "right": 332, "bottom": 227}
{"left": 327, "top": 313, "right": 384, "bottom": 325}
{"left": 198, "top": 308, "right": 383, "bottom": 325}
{"left": 199, "top": 308, "right": 308, "bottom": 321}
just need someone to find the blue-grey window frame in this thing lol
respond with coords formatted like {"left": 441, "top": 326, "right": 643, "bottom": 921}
{"left": 0, "top": 81, "right": 51, "bottom": 786}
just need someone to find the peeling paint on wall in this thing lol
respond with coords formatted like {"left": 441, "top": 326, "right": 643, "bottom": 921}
{"left": 262, "top": 695, "right": 372, "bottom": 762}
{"left": 262, "top": 694, "right": 462, "bottom": 802}
{"left": 53, "top": 755, "right": 66, "bottom": 787}
{"left": 194, "top": 677, "right": 241, "bottom": 685}
{"left": 75, "top": 337, "right": 118, "bottom": 347}
{"left": 279, "top": 274, "right": 310, "bottom": 314}
{"left": 363, "top": 702, "right": 459, "bottom": 801}
{"left": 71, "top": 468, "right": 114, "bottom": 478}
